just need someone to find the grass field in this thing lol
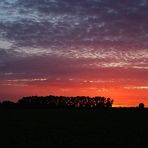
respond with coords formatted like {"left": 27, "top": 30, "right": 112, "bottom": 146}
{"left": 0, "top": 108, "right": 148, "bottom": 148}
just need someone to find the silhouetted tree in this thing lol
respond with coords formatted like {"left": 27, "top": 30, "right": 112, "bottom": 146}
{"left": 105, "top": 98, "right": 113, "bottom": 108}
{"left": 17, "top": 95, "right": 113, "bottom": 109}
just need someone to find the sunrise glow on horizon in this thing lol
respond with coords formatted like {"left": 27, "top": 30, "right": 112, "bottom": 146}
{"left": 0, "top": 0, "right": 148, "bottom": 107}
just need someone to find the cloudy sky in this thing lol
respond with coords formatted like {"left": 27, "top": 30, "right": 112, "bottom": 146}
{"left": 0, "top": 0, "right": 148, "bottom": 106}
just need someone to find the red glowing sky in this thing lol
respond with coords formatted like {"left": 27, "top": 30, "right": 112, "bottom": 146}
{"left": 0, "top": 0, "right": 148, "bottom": 106}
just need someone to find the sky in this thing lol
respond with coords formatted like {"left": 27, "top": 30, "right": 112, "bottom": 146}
{"left": 0, "top": 0, "right": 148, "bottom": 106}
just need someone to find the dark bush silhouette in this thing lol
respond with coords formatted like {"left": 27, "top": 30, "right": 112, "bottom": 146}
{"left": 2, "top": 100, "right": 15, "bottom": 105}
{"left": 1, "top": 101, "right": 15, "bottom": 108}
{"left": 138, "top": 103, "right": 144, "bottom": 109}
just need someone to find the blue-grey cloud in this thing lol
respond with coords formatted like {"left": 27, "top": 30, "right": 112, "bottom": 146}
{"left": 1, "top": 0, "right": 148, "bottom": 48}
{"left": 0, "top": 0, "right": 148, "bottom": 86}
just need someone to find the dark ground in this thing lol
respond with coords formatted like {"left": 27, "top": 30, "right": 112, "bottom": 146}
{"left": 0, "top": 108, "right": 148, "bottom": 148}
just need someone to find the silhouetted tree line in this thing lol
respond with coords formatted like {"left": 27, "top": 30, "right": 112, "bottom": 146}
{"left": 0, "top": 95, "right": 114, "bottom": 109}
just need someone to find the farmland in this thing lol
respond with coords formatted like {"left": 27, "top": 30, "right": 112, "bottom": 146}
{"left": 0, "top": 108, "right": 148, "bottom": 148}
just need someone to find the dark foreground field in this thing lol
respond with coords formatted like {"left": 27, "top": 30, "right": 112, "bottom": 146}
{"left": 0, "top": 108, "right": 148, "bottom": 148}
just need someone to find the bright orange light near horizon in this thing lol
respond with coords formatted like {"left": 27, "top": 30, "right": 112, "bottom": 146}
{"left": 1, "top": 81, "right": 148, "bottom": 107}
{"left": 0, "top": 0, "right": 148, "bottom": 107}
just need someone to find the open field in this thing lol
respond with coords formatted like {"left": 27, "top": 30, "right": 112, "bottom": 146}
{"left": 0, "top": 108, "right": 148, "bottom": 148}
